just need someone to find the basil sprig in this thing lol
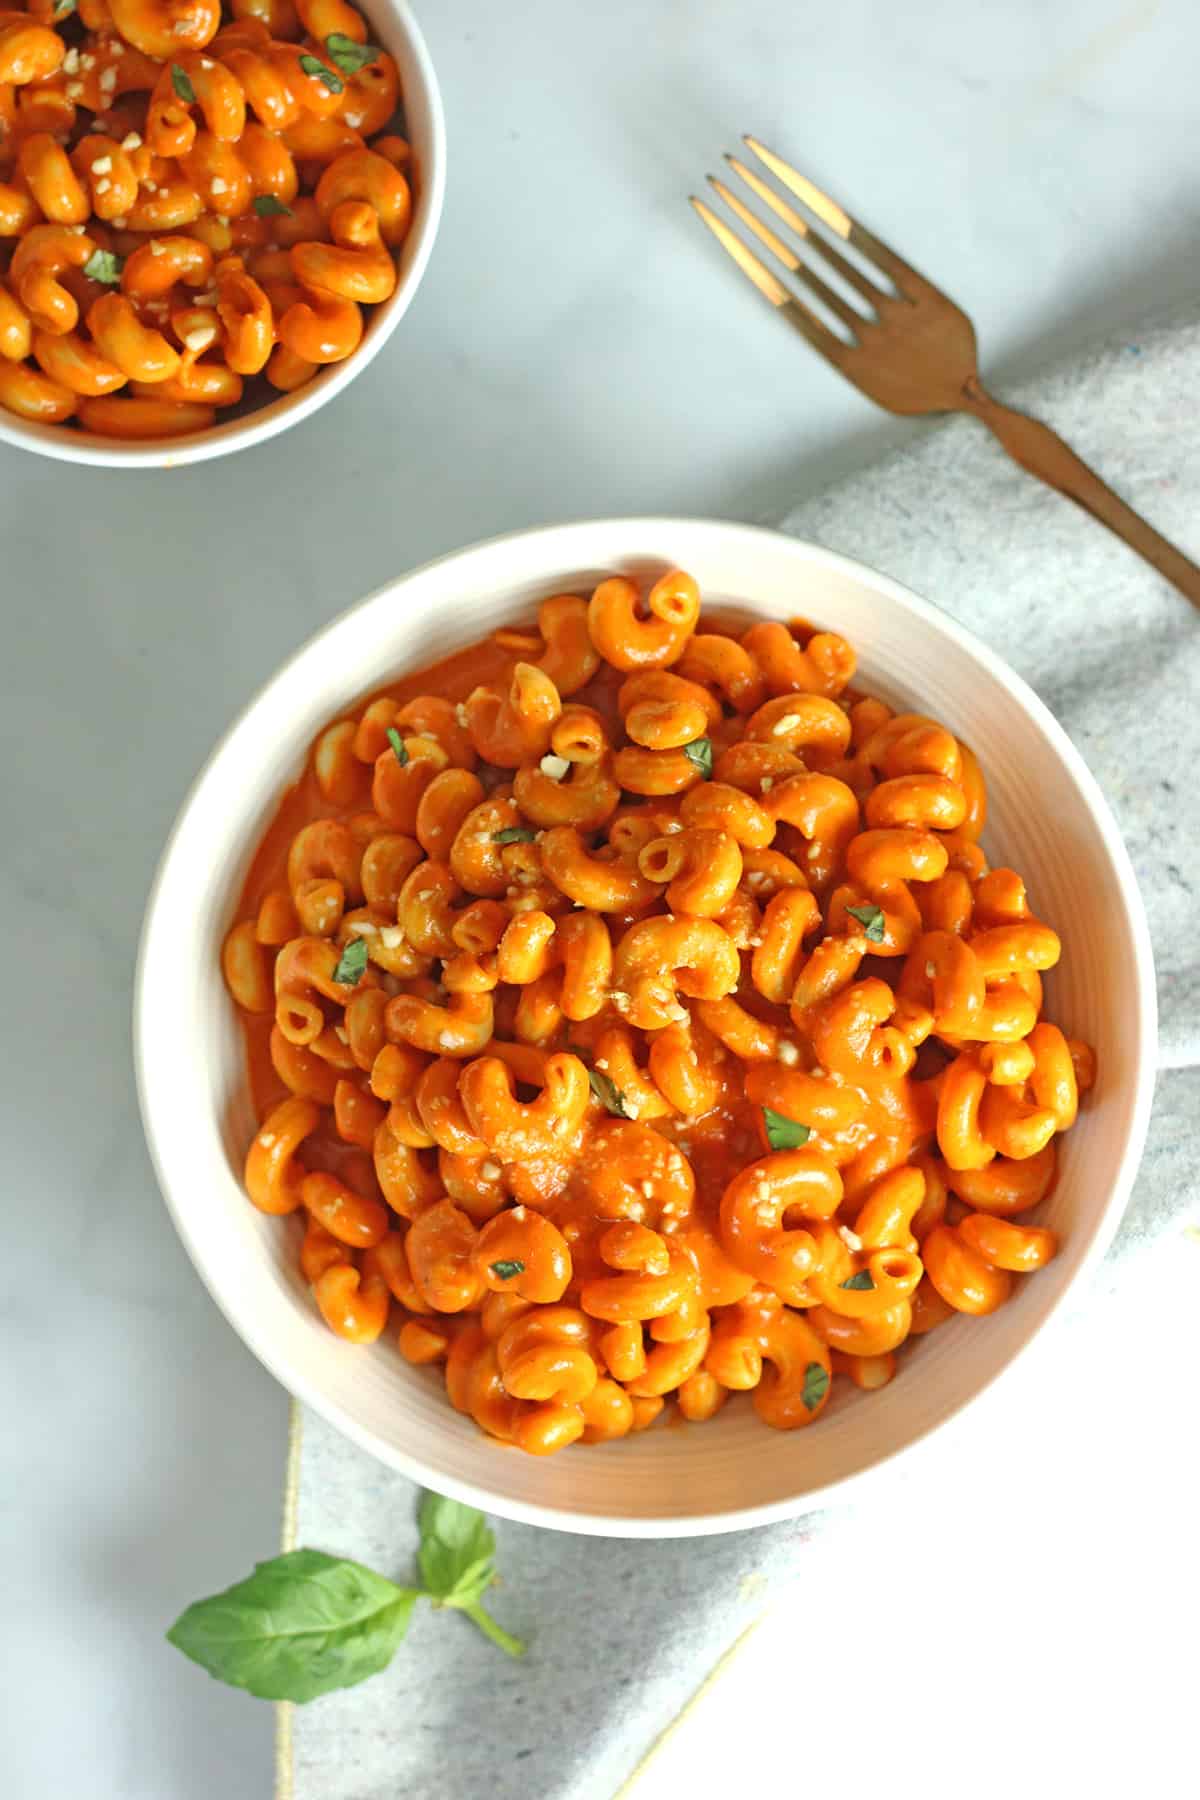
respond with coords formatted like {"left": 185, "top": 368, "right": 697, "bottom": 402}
{"left": 417, "top": 1494, "right": 525, "bottom": 1658}
{"left": 167, "top": 1493, "right": 525, "bottom": 1702}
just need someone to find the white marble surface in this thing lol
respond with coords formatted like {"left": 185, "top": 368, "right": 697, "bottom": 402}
{"left": 2, "top": 1, "right": 1197, "bottom": 1795}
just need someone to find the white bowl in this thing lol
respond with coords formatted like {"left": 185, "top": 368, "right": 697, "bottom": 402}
{"left": 135, "top": 519, "right": 1156, "bottom": 1536}
{"left": 0, "top": 0, "right": 444, "bottom": 470}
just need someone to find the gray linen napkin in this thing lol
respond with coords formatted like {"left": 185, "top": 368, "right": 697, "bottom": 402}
{"left": 281, "top": 304, "right": 1200, "bottom": 1800}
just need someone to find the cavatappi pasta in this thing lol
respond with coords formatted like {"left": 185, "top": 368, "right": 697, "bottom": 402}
{"left": 0, "top": 0, "right": 411, "bottom": 437}
{"left": 223, "top": 570, "right": 1095, "bottom": 1455}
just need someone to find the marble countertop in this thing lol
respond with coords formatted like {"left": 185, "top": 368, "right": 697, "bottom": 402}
{"left": 3, "top": 2, "right": 1197, "bottom": 1795}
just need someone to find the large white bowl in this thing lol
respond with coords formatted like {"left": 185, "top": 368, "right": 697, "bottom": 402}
{"left": 0, "top": 0, "right": 444, "bottom": 469}
{"left": 135, "top": 519, "right": 1156, "bottom": 1536}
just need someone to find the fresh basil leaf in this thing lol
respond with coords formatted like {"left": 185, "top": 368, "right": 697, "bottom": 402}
{"left": 324, "top": 30, "right": 382, "bottom": 75}
{"left": 82, "top": 248, "right": 123, "bottom": 285}
{"left": 438, "top": 1558, "right": 495, "bottom": 1612}
{"left": 492, "top": 826, "right": 536, "bottom": 844}
{"left": 332, "top": 936, "right": 368, "bottom": 985}
{"left": 588, "top": 1067, "right": 631, "bottom": 1119}
{"left": 417, "top": 1493, "right": 495, "bottom": 1603}
{"left": 762, "top": 1106, "right": 811, "bottom": 1151}
{"left": 418, "top": 1492, "right": 493, "bottom": 1563}
{"left": 299, "top": 51, "right": 344, "bottom": 92}
{"left": 166, "top": 1549, "right": 418, "bottom": 1703}
{"left": 417, "top": 1493, "right": 526, "bottom": 1657}
{"left": 170, "top": 63, "right": 196, "bottom": 104}
{"left": 840, "top": 1269, "right": 875, "bottom": 1291}
{"left": 682, "top": 736, "right": 713, "bottom": 780}
{"left": 385, "top": 726, "right": 409, "bottom": 765}
{"left": 489, "top": 1259, "right": 525, "bottom": 1281}
{"left": 253, "top": 194, "right": 293, "bottom": 218}
{"left": 846, "top": 902, "right": 886, "bottom": 944}
{"left": 801, "top": 1362, "right": 829, "bottom": 1412}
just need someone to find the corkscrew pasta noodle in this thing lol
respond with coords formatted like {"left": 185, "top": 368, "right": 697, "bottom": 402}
{"left": 223, "top": 569, "right": 1094, "bottom": 1455}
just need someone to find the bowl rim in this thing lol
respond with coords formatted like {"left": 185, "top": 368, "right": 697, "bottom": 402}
{"left": 0, "top": 0, "right": 446, "bottom": 471}
{"left": 134, "top": 517, "right": 1158, "bottom": 1536}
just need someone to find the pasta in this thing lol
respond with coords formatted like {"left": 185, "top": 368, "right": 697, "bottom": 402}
{"left": 223, "top": 570, "right": 1095, "bottom": 1455}
{"left": 0, "top": 0, "right": 411, "bottom": 438}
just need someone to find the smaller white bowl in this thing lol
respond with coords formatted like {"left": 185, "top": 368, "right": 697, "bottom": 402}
{"left": 136, "top": 519, "right": 1157, "bottom": 1536}
{"left": 0, "top": 0, "right": 444, "bottom": 469}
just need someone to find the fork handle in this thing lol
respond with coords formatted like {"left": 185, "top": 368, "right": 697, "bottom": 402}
{"left": 961, "top": 378, "right": 1200, "bottom": 610}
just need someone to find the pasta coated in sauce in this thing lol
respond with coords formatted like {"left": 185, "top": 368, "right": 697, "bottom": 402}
{"left": 223, "top": 570, "right": 1094, "bottom": 1455}
{"left": 0, "top": 0, "right": 411, "bottom": 437}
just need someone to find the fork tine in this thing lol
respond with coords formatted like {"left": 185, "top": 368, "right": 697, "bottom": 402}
{"left": 707, "top": 178, "right": 800, "bottom": 273}
{"left": 725, "top": 156, "right": 890, "bottom": 308}
{"left": 743, "top": 136, "right": 925, "bottom": 296}
{"left": 724, "top": 156, "right": 816, "bottom": 244}
{"left": 742, "top": 136, "right": 852, "bottom": 235}
{"left": 689, "top": 196, "right": 790, "bottom": 308}
{"left": 709, "top": 176, "right": 865, "bottom": 337}
{"left": 690, "top": 197, "right": 850, "bottom": 366}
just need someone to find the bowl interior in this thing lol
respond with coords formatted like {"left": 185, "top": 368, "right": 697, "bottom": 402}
{"left": 0, "top": 0, "right": 444, "bottom": 470}
{"left": 136, "top": 519, "right": 1155, "bottom": 1535}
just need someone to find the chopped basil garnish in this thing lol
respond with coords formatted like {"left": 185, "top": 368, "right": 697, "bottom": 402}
{"left": 170, "top": 63, "right": 196, "bottom": 104}
{"left": 682, "top": 736, "right": 713, "bottom": 780}
{"left": 253, "top": 194, "right": 293, "bottom": 218}
{"left": 762, "top": 1106, "right": 811, "bottom": 1150}
{"left": 324, "top": 31, "right": 382, "bottom": 75}
{"left": 82, "top": 248, "right": 123, "bottom": 285}
{"left": 846, "top": 902, "right": 886, "bottom": 943}
{"left": 298, "top": 52, "right": 344, "bottom": 92}
{"left": 489, "top": 1260, "right": 525, "bottom": 1281}
{"left": 385, "top": 727, "right": 409, "bottom": 765}
{"left": 332, "top": 937, "right": 368, "bottom": 985}
{"left": 801, "top": 1362, "right": 829, "bottom": 1411}
{"left": 492, "top": 826, "right": 536, "bottom": 844}
{"left": 588, "top": 1068, "right": 631, "bottom": 1119}
{"left": 840, "top": 1269, "right": 875, "bottom": 1291}
{"left": 566, "top": 1045, "right": 631, "bottom": 1120}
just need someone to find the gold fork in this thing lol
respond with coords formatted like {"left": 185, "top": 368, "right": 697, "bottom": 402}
{"left": 693, "top": 137, "right": 1200, "bottom": 610}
